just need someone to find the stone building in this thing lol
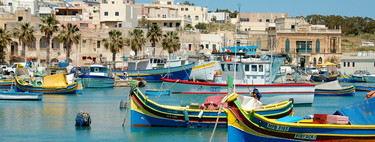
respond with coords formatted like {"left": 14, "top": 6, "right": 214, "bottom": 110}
{"left": 272, "top": 17, "right": 341, "bottom": 68}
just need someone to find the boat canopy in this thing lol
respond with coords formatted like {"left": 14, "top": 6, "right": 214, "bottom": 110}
{"left": 334, "top": 97, "right": 375, "bottom": 125}
{"left": 42, "top": 73, "right": 68, "bottom": 88}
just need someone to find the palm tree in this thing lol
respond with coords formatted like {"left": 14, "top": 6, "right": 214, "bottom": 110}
{"left": 146, "top": 24, "right": 162, "bottom": 55}
{"left": 0, "top": 28, "right": 12, "bottom": 63}
{"left": 39, "top": 15, "right": 59, "bottom": 66}
{"left": 103, "top": 30, "right": 125, "bottom": 65}
{"left": 128, "top": 29, "right": 146, "bottom": 56}
{"left": 13, "top": 22, "right": 35, "bottom": 61}
{"left": 58, "top": 23, "right": 81, "bottom": 62}
{"left": 162, "top": 31, "right": 180, "bottom": 56}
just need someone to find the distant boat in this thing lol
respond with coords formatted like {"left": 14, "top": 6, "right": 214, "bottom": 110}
{"left": 130, "top": 87, "right": 294, "bottom": 127}
{"left": 338, "top": 73, "right": 365, "bottom": 82}
{"left": 14, "top": 73, "right": 82, "bottom": 94}
{"left": 310, "top": 73, "right": 338, "bottom": 82}
{"left": 116, "top": 63, "right": 195, "bottom": 82}
{"left": 81, "top": 64, "right": 115, "bottom": 88}
{"left": 0, "top": 91, "right": 42, "bottom": 100}
{"left": 0, "top": 80, "right": 14, "bottom": 87}
{"left": 226, "top": 93, "right": 375, "bottom": 142}
{"left": 355, "top": 86, "right": 375, "bottom": 91}
{"left": 315, "top": 80, "right": 356, "bottom": 96}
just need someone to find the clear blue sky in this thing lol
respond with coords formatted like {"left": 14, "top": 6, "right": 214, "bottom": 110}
{"left": 137, "top": 0, "right": 375, "bottom": 19}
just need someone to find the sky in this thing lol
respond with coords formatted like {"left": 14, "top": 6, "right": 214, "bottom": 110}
{"left": 137, "top": 0, "right": 375, "bottom": 19}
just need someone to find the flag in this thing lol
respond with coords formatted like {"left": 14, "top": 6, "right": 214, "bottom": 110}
{"left": 228, "top": 76, "right": 234, "bottom": 93}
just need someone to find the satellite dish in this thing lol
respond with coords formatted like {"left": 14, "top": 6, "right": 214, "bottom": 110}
{"left": 130, "top": 51, "right": 135, "bottom": 56}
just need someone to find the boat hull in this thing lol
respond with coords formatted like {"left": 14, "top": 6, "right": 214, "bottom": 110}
{"left": 189, "top": 61, "right": 220, "bottom": 81}
{"left": 315, "top": 86, "right": 356, "bottom": 96}
{"left": 226, "top": 99, "right": 375, "bottom": 142}
{"left": 82, "top": 75, "right": 114, "bottom": 88}
{"left": 355, "top": 86, "right": 375, "bottom": 91}
{"left": 0, "top": 80, "right": 13, "bottom": 87}
{"left": 364, "top": 75, "right": 375, "bottom": 83}
{"left": 118, "top": 63, "right": 194, "bottom": 82}
{"left": 0, "top": 91, "right": 42, "bottom": 100}
{"left": 162, "top": 78, "right": 315, "bottom": 105}
{"left": 130, "top": 87, "right": 293, "bottom": 127}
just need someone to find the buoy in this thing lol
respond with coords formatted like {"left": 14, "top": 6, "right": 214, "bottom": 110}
{"left": 198, "top": 110, "right": 204, "bottom": 118}
{"left": 75, "top": 111, "right": 91, "bottom": 126}
{"left": 120, "top": 100, "right": 128, "bottom": 109}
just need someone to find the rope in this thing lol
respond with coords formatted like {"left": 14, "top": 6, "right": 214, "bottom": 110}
{"left": 153, "top": 79, "right": 179, "bottom": 102}
{"left": 209, "top": 103, "right": 224, "bottom": 142}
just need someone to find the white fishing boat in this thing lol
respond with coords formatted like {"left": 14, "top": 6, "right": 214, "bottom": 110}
{"left": 162, "top": 52, "right": 315, "bottom": 105}
{"left": 81, "top": 64, "right": 115, "bottom": 88}
{"left": 0, "top": 91, "right": 42, "bottom": 100}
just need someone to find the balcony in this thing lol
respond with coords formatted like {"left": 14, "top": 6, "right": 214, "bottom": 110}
{"left": 296, "top": 48, "right": 312, "bottom": 53}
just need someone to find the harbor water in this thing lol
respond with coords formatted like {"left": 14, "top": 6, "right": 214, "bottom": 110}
{"left": 0, "top": 82, "right": 371, "bottom": 141}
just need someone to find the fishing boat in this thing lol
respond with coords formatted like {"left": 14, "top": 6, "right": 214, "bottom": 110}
{"left": 117, "top": 62, "right": 194, "bottom": 82}
{"left": 81, "top": 64, "right": 115, "bottom": 88}
{"left": 187, "top": 54, "right": 221, "bottom": 81}
{"left": 314, "top": 80, "right": 355, "bottom": 96}
{"left": 162, "top": 78, "right": 315, "bottom": 105}
{"left": 363, "top": 74, "right": 375, "bottom": 83}
{"left": 355, "top": 85, "right": 375, "bottom": 91}
{"left": 0, "top": 91, "right": 42, "bottom": 100}
{"left": 338, "top": 73, "right": 365, "bottom": 82}
{"left": 130, "top": 87, "right": 294, "bottom": 127}
{"left": 14, "top": 73, "right": 82, "bottom": 94}
{"left": 0, "top": 80, "right": 14, "bottom": 87}
{"left": 225, "top": 93, "right": 375, "bottom": 142}
{"left": 310, "top": 73, "right": 338, "bottom": 82}
{"left": 162, "top": 52, "right": 315, "bottom": 105}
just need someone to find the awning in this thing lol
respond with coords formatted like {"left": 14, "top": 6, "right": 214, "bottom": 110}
{"left": 317, "top": 62, "right": 336, "bottom": 67}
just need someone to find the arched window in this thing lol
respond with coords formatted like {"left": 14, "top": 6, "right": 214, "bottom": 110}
{"left": 318, "top": 57, "right": 323, "bottom": 64}
{"left": 313, "top": 58, "right": 317, "bottom": 66}
{"left": 316, "top": 39, "right": 320, "bottom": 53}
{"left": 285, "top": 39, "right": 290, "bottom": 53}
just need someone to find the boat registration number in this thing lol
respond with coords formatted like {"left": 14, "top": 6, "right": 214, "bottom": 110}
{"left": 294, "top": 134, "right": 317, "bottom": 140}
{"left": 266, "top": 123, "right": 289, "bottom": 131}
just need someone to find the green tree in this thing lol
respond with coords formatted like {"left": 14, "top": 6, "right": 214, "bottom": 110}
{"left": 184, "top": 24, "right": 193, "bottom": 30}
{"left": 0, "top": 28, "right": 12, "bottom": 63}
{"left": 39, "top": 15, "right": 59, "bottom": 66}
{"left": 147, "top": 24, "right": 162, "bottom": 55}
{"left": 58, "top": 23, "right": 81, "bottom": 62}
{"left": 138, "top": 17, "right": 150, "bottom": 28}
{"left": 13, "top": 22, "right": 35, "bottom": 61}
{"left": 162, "top": 31, "right": 180, "bottom": 55}
{"left": 103, "top": 30, "right": 125, "bottom": 64}
{"left": 195, "top": 22, "right": 208, "bottom": 30}
{"left": 128, "top": 29, "right": 146, "bottom": 56}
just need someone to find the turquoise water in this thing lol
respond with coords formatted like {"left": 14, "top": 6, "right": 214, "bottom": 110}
{"left": 0, "top": 82, "right": 371, "bottom": 141}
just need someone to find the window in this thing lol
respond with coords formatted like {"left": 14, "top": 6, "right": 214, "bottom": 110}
{"left": 163, "top": 15, "right": 166, "bottom": 18}
{"left": 259, "top": 65, "right": 264, "bottom": 72}
{"left": 316, "top": 40, "right": 320, "bottom": 53}
{"left": 266, "top": 19, "right": 270, "bottom": 22}
{"left": 245, "top": 65, "right": 250, "bottom": 71}
{"left": 353, "top": 62, "right": 355, "bottom": 67}
{"left": 167, "top": 2, "right": 171, "bottom": 4}
{"left": 212, "top": 44, "right": 216, "bottom": 50}
{"left": 97, "top": 41, "right": 100, "bottom": 48}
{"left": 221, "top": 64, "right": 225, "bottom": 71}
{"left": 205, "top": 44, "right": 209, "bottom": 49}
{"left": 185, "top": 8, "right": 188, "bottom": 11}
{"left": 227, "top": 64, "right": 232, "bottom": 71}
{"left": 176, "top": 23, "right": 180, "bottom": 27}
{"left": 111, "top": 1, "right": 114, "bottom": 4}
{"left": 164, "top": 23, "right": 167, "bottom": 27}
{"left": 104, "top": 12, "right": 108, "bottom": 16}
{"left": 89, "top": 17, "right": 93, "bottom": 19}
{"left": 343, "top": 62, "right": 346, "bottom": 67}
{"left": 251, "top": 65, "right": 257, "bottom": 72}
{"left": 115, "top": 12, "right": 119, "bottom": 16}
{"left": 181, "top": 8, "right": 184, "bottom": 11}
{"left": 80, "top": 23, "right": 88, "bottom": 28}
{"left": 18, "top": 17, "right": 23, "bottom": 21}
{"left": 195, "top": 16, "right": 199, "bottom": 20}
{"left": 348, "top": 62, "right": 350, "bottom": 67}
{"left": 82, "top": 40, "right": 86, "bottom": 48}
{"left": 240, "top": 18, "right": 249, "bottom": 22}
{"left": 158, "top": 14, "right": 160, "bottom": 17}
{"left": 285, "top": 39, "right": 290, "bottom": 53}
{"left": 258, "top": 19, "right": 262, "bottom": 22}
{"left": 291, "top": 25, "right": 295, "bottom": 31}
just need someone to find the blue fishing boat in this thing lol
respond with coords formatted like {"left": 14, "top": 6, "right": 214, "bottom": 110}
{"left": 118, "top": 63, "right": 195, "bottom": 82}
{"left": 225, "top": 93, "right": 375, "bottom": 142}
{"left": 310, "top": 73, "right": 338, "bottom": 82}
{"left": 338, "top": 73, "right": 365, "bottom": 82}
{"left": 130, "top": 87, "right": 294, "bottom": 127}
{"left": 81, "top": 64, "right": 114, "bottom": 88}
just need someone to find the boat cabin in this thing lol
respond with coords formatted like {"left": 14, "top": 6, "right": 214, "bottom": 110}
{"left": 89, "top": 65, "right": 112, "bottom": 77}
